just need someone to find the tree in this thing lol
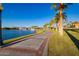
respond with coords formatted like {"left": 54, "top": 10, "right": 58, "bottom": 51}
{"left": 50, "top": 19, "right": 56, "bottom": 28}
{"left": 43, "top": 23, "right": 50, "bottom": 30}
{"left": 51, "top": 3, "right": 71, "bottom": 35}
{"left": 55, "top": 12, "right": 67, "bottom": 30}
{"left": 0, "top": 4, "right": 3, "bottom": 46}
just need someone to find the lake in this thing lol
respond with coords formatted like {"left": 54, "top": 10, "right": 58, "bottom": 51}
{"left": 2, "top": 30, "right": 35, "bottom": 40}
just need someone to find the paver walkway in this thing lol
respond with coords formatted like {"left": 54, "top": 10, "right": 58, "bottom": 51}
{"left": 0, "top": 31, "right": 52, "bottom": 56}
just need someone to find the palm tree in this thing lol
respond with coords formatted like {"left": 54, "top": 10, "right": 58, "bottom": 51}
{"left": 50, "top": 19, "right": 55, "bottom": 28}
{"left": 50, "top": 18, "right": 58, "bottom": 31}
{"left": 50, "top": 12, "right": 67, "bottom": 31}
{"left": 43, "top": 23, "right": 50, "bottom": 30}
{"left": 51, "top": 3, "right": 71, "bottom": 35}
{"left": 55, "top": 12, "right": 67, "bottom": 30}
{"left": 0, "top": 4, "right": 3, "bottom": 46}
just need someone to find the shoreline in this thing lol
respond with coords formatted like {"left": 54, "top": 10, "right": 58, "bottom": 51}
{"left": 2, "top": 29, "right": 45, "bottom": 45}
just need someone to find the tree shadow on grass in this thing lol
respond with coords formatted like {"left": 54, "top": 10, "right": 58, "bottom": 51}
{"left": 71, "top": 30, "right": 79, "bottom": 33}
{"left": 65, "top": 30, "right": 79, "bottom": 50}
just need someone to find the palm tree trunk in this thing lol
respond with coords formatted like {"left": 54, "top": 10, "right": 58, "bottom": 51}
{"left": 51, "top": 23, "right": 54, "bottom": 28}
{"left": 58, "top": 3, "right": 63, "bottom": 35}
{"left": 50, "top": 23, "right": 54, "bottom": 30}
{"left": 56, "top": 23, "right": 58, "bottom": 31}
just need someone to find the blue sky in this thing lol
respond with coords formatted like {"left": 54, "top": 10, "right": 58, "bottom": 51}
{"left": 2, "top": 3, "right": 79, "bottom": 27}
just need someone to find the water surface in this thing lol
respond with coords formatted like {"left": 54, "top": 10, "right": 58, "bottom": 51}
{"left": 2, "top": 30, "right": 34, "bottom": 40}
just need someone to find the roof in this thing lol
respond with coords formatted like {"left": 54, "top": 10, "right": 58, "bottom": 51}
{"left": 72, "top": 21, "right": 79, "bottom": 24}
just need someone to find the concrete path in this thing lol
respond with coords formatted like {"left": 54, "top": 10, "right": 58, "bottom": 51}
{"left": 0, "top": 31, "right": 52, "bottom": 56}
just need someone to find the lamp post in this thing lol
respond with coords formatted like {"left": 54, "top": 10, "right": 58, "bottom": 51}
{"left": 0, "top": 4, "right": 3, "bottom": 46}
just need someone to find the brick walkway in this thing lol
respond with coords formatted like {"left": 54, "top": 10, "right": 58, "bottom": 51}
{"left": 0, "top": 31, "right": 52, "bottom": 56}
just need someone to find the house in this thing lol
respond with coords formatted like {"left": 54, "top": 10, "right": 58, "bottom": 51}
{"left": 72, "top": 21, "right": 79, "bottom": 29}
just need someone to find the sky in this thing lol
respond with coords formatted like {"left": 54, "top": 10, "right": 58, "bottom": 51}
{"left": 2, "top": 3, "right": 79, "bottom": 27}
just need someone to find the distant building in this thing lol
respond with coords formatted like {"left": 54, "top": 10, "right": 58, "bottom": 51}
{"left": 19, "top": 27, "right": 27, "bottom": 30}
{"left": 31, "top": 26, "right": 43, "bottom": 31}
{"left": 72, "top": 22, "right": 79, "bottom": 29}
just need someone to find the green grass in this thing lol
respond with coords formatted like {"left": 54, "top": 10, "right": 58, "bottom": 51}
{"left": 72, "top": 29, "right": 79, "bottom": 33}
{"left": 35, "top": 29, "right": 45, "bottom": 34}
{"left": 67, "top": 30, "right": 79, "bottom": 40}
{"left": 48, "top": 30, "right": 79, "bottom": 56}
{"left": 75, "top": 29, "right": 79, "bottom": 32}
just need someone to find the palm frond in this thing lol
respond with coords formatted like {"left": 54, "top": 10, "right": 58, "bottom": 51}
{"left": 55, "top": 12, "right": 67, "bottom": 23}
{"left": 50, "top": 19, "right": 55, "bottom": 25}
{"left": 62, "top": 3, "right": 72, "bottom": 10}
{"left": 50, "top": 3, "right": 60, "bottom": 11}
{"left": 50, "top": 3, "right": 57, "bottom": 9}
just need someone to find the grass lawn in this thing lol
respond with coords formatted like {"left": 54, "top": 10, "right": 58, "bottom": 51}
{"left": 67, "top": 30, "right": 79, "bottom": 40}
{"left": 71, "top": 29, "right": 79, "bottom": 33}
{"left": 48, "top": 30, "right": 79, "bottom": 56}
{"left": 75, "top": 29, "right": 79, "bottom": 33}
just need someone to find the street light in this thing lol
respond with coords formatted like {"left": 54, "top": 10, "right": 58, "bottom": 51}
{"left": 0, "top": 4, "right": 4, "bottom": 46}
